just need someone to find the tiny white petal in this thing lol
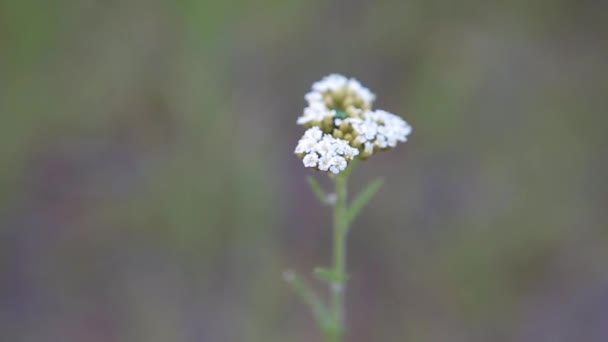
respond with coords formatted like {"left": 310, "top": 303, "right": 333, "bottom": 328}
{"left": 347, "top": 78, "right": 376, "bottom": 105}
{"left": 364, "top": 142, "right": 374, "bottom": 155}
{"left": 375, "top": 136, "right": 388, "bottom": 149}
{"left": 387, "top": 137, "right": 398, "bottom": 147}
{"left": 354, "top": 135, "right": 367, "bottom": 145}
{"left": 343, "top": 147, "right": 359, "bottom": 160}
{"left": 305, "top": 91, "right": 323, "bottom": 103}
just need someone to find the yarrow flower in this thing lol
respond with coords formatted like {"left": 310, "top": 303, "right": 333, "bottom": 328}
{"left": 347, "top": 109, "right": 412, "bottom": 158}
{"left": 295, "top": 127, "right": 359, "bottom": 174}
{"left": 295, "top": 74, "right": 412, "bottom": 173}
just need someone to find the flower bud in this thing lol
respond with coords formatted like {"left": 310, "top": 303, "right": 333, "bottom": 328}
{"left": 339, "top": 120, "right": 351, "bottom": 132}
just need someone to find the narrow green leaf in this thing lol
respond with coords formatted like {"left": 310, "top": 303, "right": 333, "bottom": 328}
{"left": 307, "top": 176, "right": 330, "bottom": 205}
{"left": 314, "top": 267, "right": 347, "bottom": 283}
{"left": 346, "top": 178, "right": 383, "bottom": 227}
{"left": 283, "top": 270, "right": 331, "bottom": 326}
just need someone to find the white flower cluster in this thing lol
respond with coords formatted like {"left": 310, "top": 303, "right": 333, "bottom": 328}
{"left": 294, "top": 127, "right": 359, "bottom": 174}
{"left": 348, "top": 110, "right": 412, "bottom": 155}
{"left": 297, "top": 74, "right": 375, "bottom": 125}
{"left": 294, "top": 74, "right": 411, "bottom": 174}
{"left": 309, "top": 74, "right": 375, "bottom": 105}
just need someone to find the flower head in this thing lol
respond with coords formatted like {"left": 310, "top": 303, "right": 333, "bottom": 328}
{"left": 295, "top": 74, "right": 412, "bottom": 174}
{"left": 295, "top": 127, "right": 360, "bottom": 173}
{"left": 298, "top": 74, "right": 376, "bottom": 128}
{"left": 346, "top": 109, "right": 411, "bottom": 158}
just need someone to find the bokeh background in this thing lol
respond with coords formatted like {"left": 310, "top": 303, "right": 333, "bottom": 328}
{"left": 1, "top": 0, "right": 607, "bottom": 341}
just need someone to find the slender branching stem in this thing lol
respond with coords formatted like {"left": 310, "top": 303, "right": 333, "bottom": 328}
{"left": 290, "top": 162, "right": 382, "bottom": 342}
{"left": 326, "top": 167, "right": 350, "bottom": 342}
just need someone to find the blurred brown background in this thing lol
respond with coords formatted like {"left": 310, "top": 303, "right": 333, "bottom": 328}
{"left": 1, "top": 0, "right": 607, "bottom": 341}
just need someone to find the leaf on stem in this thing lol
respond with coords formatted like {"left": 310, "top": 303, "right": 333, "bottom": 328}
{"left": 283, "top": 270, "right": 332, "bottom": 327}
{"left": 313, "top": 267, "right": 348, "bottom": 283}
{"left": 346, "top": 178, "right": 384, "bottom": 227}
{"left": 307, "top": 176, "right": 330, "bottom": 205}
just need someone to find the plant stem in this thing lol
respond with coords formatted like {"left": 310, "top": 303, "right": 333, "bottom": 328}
{"left": 327, "top": 169, "right": 349, "bottom": 342}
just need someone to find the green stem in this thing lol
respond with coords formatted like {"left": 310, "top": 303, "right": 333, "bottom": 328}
{"left": 326, "top": 169, "right": 350, "bottom": 342}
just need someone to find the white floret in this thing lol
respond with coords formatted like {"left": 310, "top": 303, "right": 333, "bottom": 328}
{"left": 315, "top": 136, "right": 336, "bottom": 157}
{"left": 375, "top": 135, "right": 388, "bottom": 149}
{"left": 354, "top": 135, "right": 367, "bottom": 145}
{"left": 305, "top": 91, "right": 323, "bottom": 103}
{"left": 312, "top": 74, "right": 348, "bottom": 92}
{"left": 294, "top": 137, "right": 317, "bottom": 154}
{"left": 329, "top": 156, "right": 347, "bottom": 174}
{"left": 302, "top": 153, "right": 319, "bottom": 167}
{"left": 343, "top": 146, "right": 359, "bottom": 160}
{"left": 373, "top": 110, "right": 412, "bottom": 142}
{"left": 297, "top": 102, "right": 335, "bottom": 125}
{"left": 317, "top": 154, "right": 333, "bottom": 171}
{"left": 386, "top": 134, "right": 398, "bottom": 148}
{"left": 304, "top": 126, "right": 323, "bottom": 140}
{"left": 347, "top": 78, "right": 376, "bottom": 104}
{"left": 362, "top": 122, "right": 378, "bottom": 140}
{"left": 308, "top": 74, "right": 376, "bottom": 109}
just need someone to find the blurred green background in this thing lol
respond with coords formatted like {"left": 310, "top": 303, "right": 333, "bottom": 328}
{"left": 1, "top": 0, "right": 607, "bottom": 341}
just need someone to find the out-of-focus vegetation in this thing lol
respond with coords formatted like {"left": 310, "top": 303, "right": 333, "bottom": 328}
{"left": 1, "top": 0, "right": 607, "bottom": 341}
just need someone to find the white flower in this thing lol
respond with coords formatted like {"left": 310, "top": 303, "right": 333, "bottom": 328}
{"left": 336, "top": 157, "right": 347, "bottom": 171}
{"left": 302, "top": 153, "right": 319, "bottom": 167}
{"left": 318, "top": 154, "right": 332, "bottom": 171}
{"left": 307, "top": 74, "right": 376, "bottom": 111}
{"left": 347, "top": 109, "right": 412, "bottom": 157}
{"left": 295, "top": 74, "right": 412, "bottom": 171}
{"left": 297, "top": 102, "right": 335, "bottom": 125}
{"left": 343, "top": 146, "right": 359, "bottom": 160}
{"left": 346, "top": 117, "right": 363, "bottom": 125}
{"left": 312, "top": 74, "right": 348, "bottom": 92}
{"left": 295, "top": 127, "right": 362, "bottom": 174}
{"left": 373, "top": 110, "right": 412, "bottom": 142}
{"left": 304, "top": 126, "right": 323, "bottom": 141}
{"left": 305, "top": 91, "right": 323, "bottom": 103}
{"left": 354, "top": 135, "right": 367, "bottom": 145}
{"left": 375, "top": 135, "right": 388, "bottom": 149}
{"left": 347, "top": 78, "right": 376, "bottom": 104}
{"left": 315, "top": 136, "right": 336, "bottom": 157}
{"left": 294, "top": 137, "right": 317, "bottom": 154}
{"left": 362, "top": 122, "right": 378, "bottom": 140}
{"left": 329, "top": 156, "right": 347, "bottom": 174}
{"left": 332, "top": 139, "right": 348, "bottom": 155}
